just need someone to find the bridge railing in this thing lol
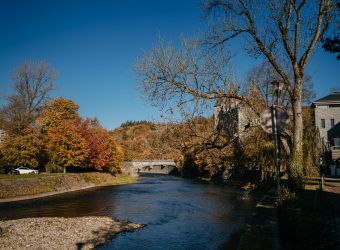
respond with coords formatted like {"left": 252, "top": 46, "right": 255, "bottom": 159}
{"left": 127, "top": 160, "right": 175, "bottom": 163}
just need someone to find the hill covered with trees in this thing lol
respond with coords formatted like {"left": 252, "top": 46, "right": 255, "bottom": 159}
{"left": 112, "top": 121, "right": 181, "bottom": 161}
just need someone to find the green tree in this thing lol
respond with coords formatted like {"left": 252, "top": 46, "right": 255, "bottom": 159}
{"left": 323, "top": 36, "right": 340, "bottom": 60}
{"left": 302, "top": 108, "right": 321, "bottom": 177}
{"left": 45, "top": 120, "right": 89, "bottom": 173}
{"left": 322, "top": 2, "right": 340, "bottom": 60}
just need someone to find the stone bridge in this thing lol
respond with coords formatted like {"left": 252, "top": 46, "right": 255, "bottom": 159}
{"left": 121, "top": 160, "right": 177, "bottom": 176}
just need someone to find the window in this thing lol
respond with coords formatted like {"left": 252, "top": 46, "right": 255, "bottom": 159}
{"left": 321, "top": 119, "right": 325, "bottom": 128}
{"left": 331, "top": 119, "right": 335, "bottom": 128}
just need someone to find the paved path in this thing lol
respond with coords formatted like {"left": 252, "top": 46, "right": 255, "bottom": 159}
{"left": 238, "top": 190, "right": 281, "bottom": 250}
{"left": 322, "top": 177, "right": 340, "bottom": 248}
{"left": 324, "top": 176, "right": 340, "bottom": 194}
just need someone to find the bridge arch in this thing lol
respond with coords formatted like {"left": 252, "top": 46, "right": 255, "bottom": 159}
{"left": 121, "top": 160, "right": 176, "bottom": 176}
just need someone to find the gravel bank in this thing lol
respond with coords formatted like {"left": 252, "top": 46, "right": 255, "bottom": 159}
{"left": 0, "top": 216, "right": 144, "bottom": 250}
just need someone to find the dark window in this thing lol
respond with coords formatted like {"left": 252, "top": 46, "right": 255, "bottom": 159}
{"left": 321, "top": 119, "right": 325, "bottom": 128}
{"left": 331, "top": 119, "right": 335, "bottom": 128}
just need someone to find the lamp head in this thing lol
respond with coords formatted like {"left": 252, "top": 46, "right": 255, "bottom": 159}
{"left": 271, "top": 81, "right": 285, "bottom": 92}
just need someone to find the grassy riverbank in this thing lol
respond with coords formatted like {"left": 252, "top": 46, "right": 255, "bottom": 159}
{"left": 0, "top": 172, "right": 136, "bottom": 201}
{"left": 279, "top": 179, "right": 340, "bottom": 250}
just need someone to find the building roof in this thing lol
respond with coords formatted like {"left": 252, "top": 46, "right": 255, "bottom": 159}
{"left": 313, "top": 91, "right": 340, "bottom": 105}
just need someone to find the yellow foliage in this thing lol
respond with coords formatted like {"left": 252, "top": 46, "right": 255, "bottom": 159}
{"left": 1, "top": 128, "right": 42, "bottom": 168}
{"left": 45, "top": 120, "right": 89, "bottom": 168}
{"left": 37, "top": 97, "right": 80, "bottom": 132}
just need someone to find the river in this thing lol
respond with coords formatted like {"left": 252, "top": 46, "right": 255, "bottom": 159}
{"left": 0, "top": 174, "right": 255, "bottom": 250}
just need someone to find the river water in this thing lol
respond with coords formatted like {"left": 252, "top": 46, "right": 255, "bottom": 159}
{"left": 0, "top": 175, "right": 255, "bottom": 250}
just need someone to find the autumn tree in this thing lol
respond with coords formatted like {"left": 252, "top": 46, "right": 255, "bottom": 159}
{"left": 106, "top": 136, "right": 125, "bottom": 175}
{"left": 112, "top": 121, "right": 182, "bottom": 161}
{"left": 80, "top": 118, "right": 112, "bottom": 170}
{"left": 0, "top": 61, "right": 57, "bottom": 135}
{"left": 0, "top": 128, "right": 43, "bottom": 168}
{"left": 37, "top": 97, "right": 80, "bottom": 132}
{"left": 45, "top": 120, "right": 89, "bottom": 173}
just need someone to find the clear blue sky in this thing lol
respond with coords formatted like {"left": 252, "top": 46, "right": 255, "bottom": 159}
{"left": 0, "top": 0, "right": 338, "bottom": 130}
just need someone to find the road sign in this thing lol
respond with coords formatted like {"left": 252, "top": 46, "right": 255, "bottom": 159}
{"left": 260, "top": 107, "right": 289, "bottom": 134}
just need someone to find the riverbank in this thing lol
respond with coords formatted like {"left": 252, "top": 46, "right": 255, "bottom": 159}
{"left": 0, "top": 173, "right": 135, "bottom": 202}
{"left": 0, "top": 216, "right": 144, "bottom": 250}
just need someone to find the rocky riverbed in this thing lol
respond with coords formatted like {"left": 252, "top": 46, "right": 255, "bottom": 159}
{"left": 0, "top": 216, "right": 144, "bottom": 250}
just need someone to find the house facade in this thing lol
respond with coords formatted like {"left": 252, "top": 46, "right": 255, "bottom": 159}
{"left": 312, "top": 91, "right": 340, "bottom": 160}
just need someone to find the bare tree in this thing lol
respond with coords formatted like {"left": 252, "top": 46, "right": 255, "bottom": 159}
{"left": 136, "top": 39, "right": 262, "bottom": 166}
{"left": 0, "top": 61, "right": 57, "bottom": 135}
{"left": 245, "top": 61, "right": 316, "bottom": 107}
{"left": 203, "top": 0, "right": 336, "bottom": 182}
{"left": 136, "top": 38, "right": 260, "bottom": 117}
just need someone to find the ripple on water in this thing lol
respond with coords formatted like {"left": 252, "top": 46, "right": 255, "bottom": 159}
{"left": 0, "top": 175, "right": 255, "bottom": 250}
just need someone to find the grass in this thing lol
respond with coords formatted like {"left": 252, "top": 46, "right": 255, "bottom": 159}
{"left": 278, "top": 181, "right": 339, "bottom": 250}
{"left": 99, "top": 175, "right": 136, "bottom": 186}
{"left": 0, "top": 173, "right": 135, "bottom": 183}
{"left": 0, "top": 172, "right": 136, "bottom": 200}
{"left": 0, "top": 173, "right": 66, "bottom": 180}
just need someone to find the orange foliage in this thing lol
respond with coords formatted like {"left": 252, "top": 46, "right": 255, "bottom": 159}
{"left": 80, "top": 118, "right": 112, "bottom": 170}
{"left": 37, "top": 97, "right": 80, "bottom": 132}
{"left": 45, "top": 120, "right": 89, "bottom": 168}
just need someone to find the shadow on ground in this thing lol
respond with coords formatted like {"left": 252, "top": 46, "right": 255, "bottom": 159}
{"left": 279, "top": 184, "right": 340, "bottom": 250}
{"left": 76, "top": 222, "right": 145, "bottom": 250}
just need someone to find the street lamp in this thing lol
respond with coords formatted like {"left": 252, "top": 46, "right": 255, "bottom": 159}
{"left": 271, "top": 80, "right": 284, "bottom": 196}
{"left": 271, "top": 80, "right": 285, "bottom": 105}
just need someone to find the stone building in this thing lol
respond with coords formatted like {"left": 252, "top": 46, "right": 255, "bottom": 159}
{"left": 214, "top": 98, "right": 257, "bottom": 140}
{"left": 312, "top": 91, "right": 340, "bottom": 160}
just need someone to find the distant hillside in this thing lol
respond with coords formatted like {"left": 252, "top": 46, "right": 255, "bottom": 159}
{"left": 112, "top": 121, "right": 181, "bottom": 161}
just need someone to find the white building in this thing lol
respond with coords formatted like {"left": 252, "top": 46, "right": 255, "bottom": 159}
{"left": 312, "top": 91, "right": 340, "bottom": 160}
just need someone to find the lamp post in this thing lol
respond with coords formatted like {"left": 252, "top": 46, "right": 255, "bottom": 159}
{"left": 271, "top": 81, "right": 284, "bottom": 196}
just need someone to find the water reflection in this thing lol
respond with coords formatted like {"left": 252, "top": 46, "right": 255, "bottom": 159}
{"left": 0, "top": 186, "right": 120, "bottom": 219}
{"left": 0, "top": 175, "right": 255, "bottom": 250}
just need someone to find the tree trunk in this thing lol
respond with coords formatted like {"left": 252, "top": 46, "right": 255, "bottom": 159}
{"left": 289, "top": 90, "right": 304, "bottom": 189}
{"left": 292, "top": 99, "right": 303, "bottom": 153}
{"left": 63, "top": 166, "right": 66, "bottom": 174}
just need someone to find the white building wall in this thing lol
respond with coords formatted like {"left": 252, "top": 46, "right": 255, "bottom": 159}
{"left": 314, "top": 104, "right": 340, "bottom": 145}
